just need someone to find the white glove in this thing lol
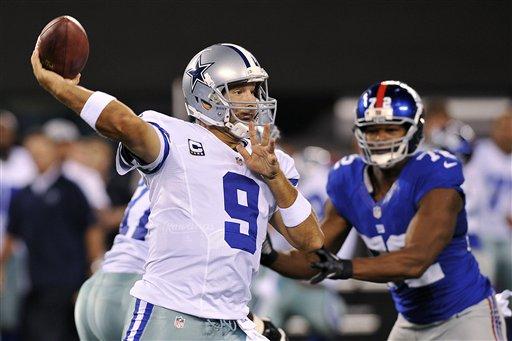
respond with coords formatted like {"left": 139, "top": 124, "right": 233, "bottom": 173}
{"left": 495, "top": 290, "right": 512, "bottom": 317}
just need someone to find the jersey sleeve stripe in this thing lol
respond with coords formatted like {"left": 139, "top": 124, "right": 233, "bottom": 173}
{"left": 118, "top": 146, "right": 135, "bottom": 170}
{"left": 289, "top": 178, "right": 299, "bottom": 187}
{"left": 115, "top": 122, "right": 171, "bottom": 176}
{"left": 138, "top": 122, "right": 171, "bottom": 174}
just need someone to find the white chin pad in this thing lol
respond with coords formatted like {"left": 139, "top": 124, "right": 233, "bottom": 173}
{"left": 229, "top": 122, "right": 249, "bottom": 139}
{"left": 370, "top": 153, "right": 394, "bottom": 167}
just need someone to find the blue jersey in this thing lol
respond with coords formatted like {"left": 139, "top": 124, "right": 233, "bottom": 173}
{"left": 327, "top": 150, "right": 492, "bottom": 324}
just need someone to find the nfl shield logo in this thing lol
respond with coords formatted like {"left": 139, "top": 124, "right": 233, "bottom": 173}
{"left": 235, "top": 156, "right": 244, "bottom": 166}
{"left": 174, "top": 315, "right": 185, "bottom": 329}
{"left": 373, "top": 206, "right": 382, "bottom": 219}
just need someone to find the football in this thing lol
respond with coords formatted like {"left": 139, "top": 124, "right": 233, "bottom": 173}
{"left": 37, "top": 15, "right": 89, "bottom": 79}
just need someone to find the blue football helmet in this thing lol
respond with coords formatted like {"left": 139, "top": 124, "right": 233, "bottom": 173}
{"left": 354, "top": 80, "right": 425, "bottom": 168}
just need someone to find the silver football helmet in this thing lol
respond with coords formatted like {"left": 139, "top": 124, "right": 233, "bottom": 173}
{"left": 182, "top": 43, "right": 277, "bottom": 139}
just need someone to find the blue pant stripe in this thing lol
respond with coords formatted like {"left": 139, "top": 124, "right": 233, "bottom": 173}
{"left": 123, "top": 298, "right": 141, "bottom": 341}
{"left": 133, "top": 302, "right": 154, "bottom": 341}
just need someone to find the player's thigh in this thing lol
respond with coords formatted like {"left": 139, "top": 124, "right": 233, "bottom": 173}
{"left": 123, "top": 299, "right": 247, "bottom": 340}
{"left": 93, "top": 272, "right": 141, "bottom": 341}
{"left": 290, "top": 284, "right": 345, "bottom": 336}
{"left": 0, "top": 250, "right": 26, "bottom": 330}
{"left": 387, "top": 314, "right": 417, "bottom": 341}
{"left": 75, "top": 272, "right": 101, "bottom": 341}
{"left": 440, "top": 296, "right": 507, "bottom": 341}
{"left": 389, "top": 296, "right": 508, "bottom": 341}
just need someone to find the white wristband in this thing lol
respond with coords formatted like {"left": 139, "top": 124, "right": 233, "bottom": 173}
{"left": 80, "top": 91, "right": 116, "bottom": 130}
{"left": 279, "top": 191, "right": 312, "bottom": 227}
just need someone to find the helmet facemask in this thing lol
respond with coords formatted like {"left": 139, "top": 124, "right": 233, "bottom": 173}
{"left": 217, "top": 79, "right": 276, "bottom": 139}
{"left": 354, "top": 119, "right": 422, "bottom": 169}
{"left": 353, "top": 80, "right": 425, "bottom": 168}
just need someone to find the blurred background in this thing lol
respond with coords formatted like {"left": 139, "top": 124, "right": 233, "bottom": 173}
{"left": 1, "top": 1, "right": 511, "bottom": 340}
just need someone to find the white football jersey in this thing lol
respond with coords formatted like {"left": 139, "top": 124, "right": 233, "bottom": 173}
{"left": 101, "top": 179, "right": 150, "bottom": 274}
{"left": 116, "top": 111, "right": 299, "bottom": 320}
{"left": 464, "top": 139, "right": 512, "bottom": 239}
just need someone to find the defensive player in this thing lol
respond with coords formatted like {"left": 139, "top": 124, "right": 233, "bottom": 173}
{"left": 262, "top": 81, "right": 507, "bottom": 340}
{"left": 31, "top": 43, "right": 323, "bottom": 340}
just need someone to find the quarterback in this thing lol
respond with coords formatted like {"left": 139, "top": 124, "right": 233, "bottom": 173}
{"left": 262, "top": 81, "right": 507, "bottom": 340}
{"left": 75, "top": 180, "right": 287, "bottom": 341}
{"left": 31, "top": 43, "right": 323, "bottom": 340}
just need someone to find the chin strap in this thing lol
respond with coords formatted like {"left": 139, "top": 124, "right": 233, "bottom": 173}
{"left": 225, "top": 121, "right": 249, "bottom": 139}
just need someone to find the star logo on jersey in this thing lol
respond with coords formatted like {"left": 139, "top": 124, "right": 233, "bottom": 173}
{"left": 186, "top": 56, "right": 214, "bottom": 92}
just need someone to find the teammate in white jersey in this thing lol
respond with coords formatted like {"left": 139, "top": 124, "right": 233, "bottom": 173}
{"left": 31, "top": 43, "right": 324, "bottom": 340}
{"left": 74, "top": 178, "right": 149, "bottom": 341}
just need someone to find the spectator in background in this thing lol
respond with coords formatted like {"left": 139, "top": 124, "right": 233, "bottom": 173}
{"left": 42, "top": 119, "right": 110, "bottom": 269}
{"left": 424, "top": 99, "right": 476, "bottom": 163}
{"left": 423, "top": 99, "right": 451, "bottom": 142}
{"left": 421, "top": 100, "right": 501, "bottom": 285}
{"left": 464, "top": 108, "right": 512, "bottom": 292}
{"left": 0, "top": 110, "right": 36, "bottom": 341}
{"left": 74, "top": 136, "right": 136, "bottom": 247}
{"left": 42, "top": 119, "right": 111, "bottom": 211}
{"left": 0, "top": 130, "right": 95, "bottom": 341}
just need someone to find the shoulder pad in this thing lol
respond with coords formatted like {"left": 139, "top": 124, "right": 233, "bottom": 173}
{"left": 413, "top": 150, "right": 462, "bottom": 173}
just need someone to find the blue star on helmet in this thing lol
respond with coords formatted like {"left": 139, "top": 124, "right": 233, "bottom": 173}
{"left": 186, "top": 56, "right": 214, "bottom": 91}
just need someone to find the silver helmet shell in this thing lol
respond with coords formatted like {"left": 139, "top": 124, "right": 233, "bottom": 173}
{"left": 182, "top": 43, "right": 277, "bottom": 139}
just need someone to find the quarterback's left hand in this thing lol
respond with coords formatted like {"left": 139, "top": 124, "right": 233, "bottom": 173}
{"left": 236, "top": 122, "right": 280, "bottom": 180}
{"left": 310, "top": 248, "right": 353, "bottom": 284}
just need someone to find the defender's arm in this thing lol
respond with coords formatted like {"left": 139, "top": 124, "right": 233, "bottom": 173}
{"left": 31, "top": 48, "right": 160, "bottom": 163}
{"left": 351, "top": 188, "right": 462, "bottom": 282}
{"left": 265, "top": 200, "right": 350, "bottom": 279}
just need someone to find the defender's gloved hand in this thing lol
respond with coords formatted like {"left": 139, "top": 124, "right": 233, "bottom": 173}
{"left": 260, "top": 233, "right": 278, "bottom": 267}
{"left": 310, "top": 248, "right": 353, "bottom": 284}
{"left": 249, "top": 312, "right": 288, "bottom": 341}
{"left": 261, "top": 318, "right": 288, "bottom": 341}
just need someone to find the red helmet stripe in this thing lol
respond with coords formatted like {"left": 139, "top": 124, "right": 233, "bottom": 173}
{"left": 375, "top": 83, "right": 388, "bottom": 108}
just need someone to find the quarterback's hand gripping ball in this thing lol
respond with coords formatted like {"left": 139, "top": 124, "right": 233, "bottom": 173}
{"left": 36, "top": 15, "right": 89, "bottom": 79}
